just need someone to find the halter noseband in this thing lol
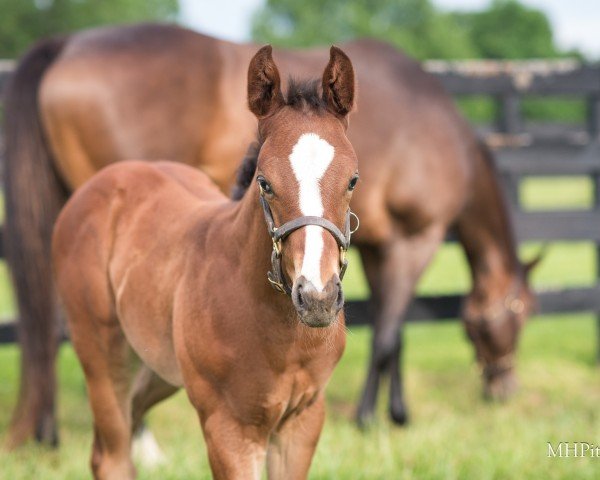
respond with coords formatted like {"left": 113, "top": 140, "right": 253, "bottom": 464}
{"left": 259, "top": 188, "right": 359, "bottom": 294}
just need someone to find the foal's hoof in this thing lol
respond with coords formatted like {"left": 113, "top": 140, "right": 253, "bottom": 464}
{"left": 389, "top": 406, "right": 409, "bottom": 426}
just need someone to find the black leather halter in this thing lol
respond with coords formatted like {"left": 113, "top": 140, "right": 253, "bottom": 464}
{"left": 259, "top": 188, "right": 359, "bottom": 294}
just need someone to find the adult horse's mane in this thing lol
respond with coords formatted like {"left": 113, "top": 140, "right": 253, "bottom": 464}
{"left": 232, "top": 78, "right": 326, "bottom": 200}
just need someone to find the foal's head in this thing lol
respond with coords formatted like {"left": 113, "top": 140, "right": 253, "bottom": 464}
{"left": 246, "top": 45, "right": 358, "bottom": 328}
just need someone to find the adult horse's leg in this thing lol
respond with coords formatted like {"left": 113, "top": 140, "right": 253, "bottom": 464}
{"left": 266, "top": 395, "right": 325, "bottom": 480}
{"left": 3, "top": 37, "right": 69, "bottom": 448}
{"left": 356, "top": 225, "right": 445, "bottom": 427}
{"left": 130, "top": 367, "right": 179, "bottom": 434}
{"left": 355, "top": 244, "right": 385, "bottom": 427}
{"left": 130, "top": 367, "right": 179, "bottom": 468}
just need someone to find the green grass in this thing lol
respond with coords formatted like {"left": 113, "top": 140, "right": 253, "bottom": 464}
{"left": 0, "top": 319, "right": 597, "bottom": 479}
{"left": 0, "top": 262, "right": 16, "bottom": 319}
{"left": 0, "top": 177, "right": 599, "bottom": 478}
{"left": 521, "top": 176, "right": 593, "bottom": 212}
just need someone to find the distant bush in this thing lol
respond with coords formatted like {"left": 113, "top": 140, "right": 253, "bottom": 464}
{"left": 253, "top": 0, "right": 588, "bottom": 124}
{"left": 0, "top": 0, "right": 178, "bottom": 58}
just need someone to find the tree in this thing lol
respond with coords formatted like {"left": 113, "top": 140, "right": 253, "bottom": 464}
{"left": 252, "top": 0, "right": 572, "bottom": 62}
{"left": 0, "top": 0, "right": 178, "bottom": 58}
{"left": 456, "top": 0, "right": 559, "bottom": 59}
{"left": 252, "top": 0, "right": 579, "bottom": 123}
{"left": 252, "top": 0, "right": 478, "bottom": 60}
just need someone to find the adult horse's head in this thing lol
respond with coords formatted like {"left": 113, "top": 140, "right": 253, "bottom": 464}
{"left": 462, "top": 260, "right": 538, "bottom": 400}
{"left": 246, "top": 45, "right": 358, "bottom": 328}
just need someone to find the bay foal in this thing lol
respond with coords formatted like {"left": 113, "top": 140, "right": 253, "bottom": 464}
{"left": 52, "top": 46, "right": 357, "bottom": 479}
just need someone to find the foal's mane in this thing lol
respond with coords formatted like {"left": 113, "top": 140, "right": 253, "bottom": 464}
{"left": 231, "top": 77, "right": 327, "bottom": 201}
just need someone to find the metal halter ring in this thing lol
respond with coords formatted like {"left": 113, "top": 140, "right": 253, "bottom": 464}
{"left": 349, "top": 211, "right": 360, "bottom": 235}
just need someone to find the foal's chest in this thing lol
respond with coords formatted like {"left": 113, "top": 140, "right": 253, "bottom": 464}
{"left": 259, "top": 368, "right": 322, "bottom": 430}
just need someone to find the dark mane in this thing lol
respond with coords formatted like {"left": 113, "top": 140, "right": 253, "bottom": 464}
{"left": 285, "top": 78, "right": 327, "bottom": 111}
{"left": 231, "top": 139, "right": 262, "bottom": 200}
{"left": 231, "top": 77, "right": 326, "bottom": 200}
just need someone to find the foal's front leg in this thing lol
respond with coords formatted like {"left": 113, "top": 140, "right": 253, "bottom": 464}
{"left": 200, "top": 409, "right": 269, "bottom": 480}
{"left": 267, "top": 395, "right": 325, "bottom": 480}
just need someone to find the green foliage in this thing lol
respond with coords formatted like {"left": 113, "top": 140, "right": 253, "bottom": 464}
{"left": 252, "top": 0, "right": 568, "bottom": 62}
{"left": 455, "top": 0, "right": 558, "bottom": 59}
{"left": 522, "top": 98, "right": 585, "bottom": 123}
{"left": 252, "top": 0, "right": 478, "bottom": 60}
{"left": 0, "top": 0, "right": 178, "bottom": 58}
{"left": 253, "top": 0, "right": 585, "bottom": 123}
{"left": 455, "top": 96, "right": 498, "bottom": 124}
{"left": 456, "top": 97, "right": 586, "bottom": 125}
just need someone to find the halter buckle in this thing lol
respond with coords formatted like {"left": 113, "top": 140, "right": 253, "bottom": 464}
{"left": 272, "top": 237, "right": 282, "bottom": 256}
{"left": 340, "top": 246, "right": 347, "bottom": 265}
{"left": 267, "top": 273, "right": 286, "bottom": 293}
{"left": 505, "top": 296, "right": 525, "bottom": 315}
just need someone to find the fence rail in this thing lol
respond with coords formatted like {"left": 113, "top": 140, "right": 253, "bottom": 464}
{"left": 0, "top": 59, "right": 599, "bottom": 357}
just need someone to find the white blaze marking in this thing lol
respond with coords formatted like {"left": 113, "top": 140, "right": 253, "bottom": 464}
{"left": 289, "top": 133, "right": 335, "bottom": 291}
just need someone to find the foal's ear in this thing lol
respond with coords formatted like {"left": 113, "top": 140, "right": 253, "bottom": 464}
{"left": 247, "top": 45, "right": 284, "bottom": 119}
{"left": 322, "top": 46, "right": 355, "bottom": 117}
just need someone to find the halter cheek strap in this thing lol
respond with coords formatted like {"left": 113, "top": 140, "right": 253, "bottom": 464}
{"left": 259, "top": 192, "right": 359, "bottom": 294}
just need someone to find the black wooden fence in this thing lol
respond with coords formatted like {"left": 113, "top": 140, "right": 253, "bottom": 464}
{"left": 1, "top": 59, "right": 599, "bottom": 357}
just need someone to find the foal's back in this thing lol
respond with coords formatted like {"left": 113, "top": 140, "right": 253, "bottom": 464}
{"left": 53, "top": 161, "right": 225, "bottom": 384}
{"left": 53, "top": 160, "right": 224, "bottom": 267}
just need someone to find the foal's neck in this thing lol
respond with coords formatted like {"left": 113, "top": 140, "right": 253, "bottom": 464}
{"left": 228, "top": 186, "right": 298, "bottom": 314}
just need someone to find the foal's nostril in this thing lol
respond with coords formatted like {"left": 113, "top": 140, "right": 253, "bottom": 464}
{"left": 296, "top": 285, "right": 305, "bottom": 309}
{"left": 335, "top": 284, "right": 344, "bottom": 311}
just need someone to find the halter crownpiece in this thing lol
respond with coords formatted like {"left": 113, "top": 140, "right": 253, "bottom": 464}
{"left": 259, "top": 189, "right": 359, "bottom": 294}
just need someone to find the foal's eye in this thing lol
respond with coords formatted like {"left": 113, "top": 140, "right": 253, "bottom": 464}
{"left": 348, "top": 175, "right": 359, "bottom": 191}
{"left": 257, "top": 176, "right": 273, "bottom": 195}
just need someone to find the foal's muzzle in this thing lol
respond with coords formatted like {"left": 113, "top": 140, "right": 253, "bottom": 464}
{"left": 292, "top": 274, "right": 344, "bottom": 328}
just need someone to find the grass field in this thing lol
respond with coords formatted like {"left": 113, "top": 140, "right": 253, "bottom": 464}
{"left": 0, "top": 177, "right": 599, "bottom": 478}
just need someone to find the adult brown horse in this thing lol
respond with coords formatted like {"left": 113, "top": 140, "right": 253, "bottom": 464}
{"left": 53, "top": 45, "right": 356, "bottom": 479}
{"left": 4, "top": 23, "right": 535, "bottom": 447}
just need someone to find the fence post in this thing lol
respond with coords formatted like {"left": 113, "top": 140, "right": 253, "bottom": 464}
{"left": 587, "top": 95, "right": 600, "bottom": 140}
{"left": 501, "top": 171, "right": 521, "bottom": 221}
{"left": 497, "top": 93, "right": 522, "bottom": 134}
{"left": 595, "top": 171, "right": 600, "bottom": 363}
{"left": 591, "top": 94, "right": 600, "bottom": 362}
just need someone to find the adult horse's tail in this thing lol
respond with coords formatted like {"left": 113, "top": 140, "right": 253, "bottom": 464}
{"left": 3, "top": 36, "right": 69, "bottom": 448}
